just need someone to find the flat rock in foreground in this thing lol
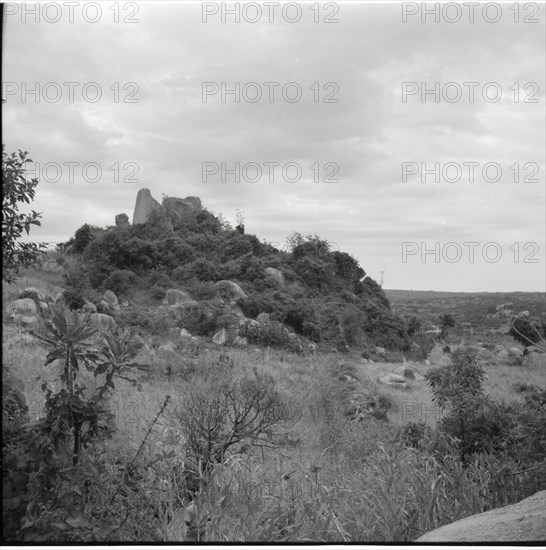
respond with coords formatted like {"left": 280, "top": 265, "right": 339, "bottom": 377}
{"left": 416, "top": 491, "right": 546, "bottom": 542}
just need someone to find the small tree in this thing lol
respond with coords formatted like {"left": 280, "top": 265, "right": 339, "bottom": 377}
{"left": 509, "top": 316, "right": 546, "bottom": 360}
{"left": 175, "top": 358, "right": 294, "bottom": 473}
{"left": 36, "top": 307, "right": 147, "bottom": 465}
{"left": 425, "top": 347, "right": 487, "bottom": 460}
{"left": 36, "top": 308, "right": 100, "bottom": 465}
{"left": 2, "top": 148, "right": 47, "bottom": 282}
{"left": 235, "top": 209, "right": 245, "bottom": 234}
{"left": 497, "top": 305, "right": 546, "bottom": 363}
{"left": 70, "top": 223, "right": 101, "bottom": 253}
{"left": 439, "top": 313, "right": 456, "bottom": 339}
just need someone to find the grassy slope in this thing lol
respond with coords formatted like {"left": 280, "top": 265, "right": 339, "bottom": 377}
{"left": 4, "top": 266, "right": 546, "bottom": 541}
{"left": 4, "top": 266, "right": 545, "bottom": 435}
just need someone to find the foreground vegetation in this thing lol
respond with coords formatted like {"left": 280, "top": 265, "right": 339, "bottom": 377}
{"left": 3, "top": 268, "right": 545, "bottom": 542}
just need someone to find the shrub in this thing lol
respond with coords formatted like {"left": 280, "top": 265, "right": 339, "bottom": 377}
{"left": 151, "top": 287, "right": 166, "bottom": 301}
{"left": 174, "top": 359, "right": 294, "bottom": 471}
{"left": 174, "top": 259, "right": 219, "bottom": 283}
{"left": 426, "top": 347, "right": 487, "bottom": 460}
{"left": 145, "top": 271, "right": 172, "bottom": 288}
{"left": 71, "top": 224, "right": 102, "bottom": 253}
{"left": 63, "top": 264, "right": 91, "bottom": 292}
{"left": 2, "top": 148, "right": 47, "bottom": 283}
{"left": 398, "top": 421, "right": 432, "bottom": 449}
{"left": 118, "top": 308, "right": 169, "bottom": 336}
{"left": 302, "top": 320, "right": 321, "bottom": 342}
{"left": 63, "top": 288, "right": 86, "bottom": 310}
{"left": 340, "top": 305, "right": 365, "bottom": 345}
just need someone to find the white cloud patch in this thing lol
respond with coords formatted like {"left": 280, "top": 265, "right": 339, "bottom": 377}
{"left": 3, "top": 1, "right": 544, "bottom": 291}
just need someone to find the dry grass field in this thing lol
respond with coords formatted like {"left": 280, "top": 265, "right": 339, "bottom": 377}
{"left": 3, "top": 265, "right": 545, "bottom": 542}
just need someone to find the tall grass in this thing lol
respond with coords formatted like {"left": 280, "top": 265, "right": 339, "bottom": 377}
{"left": 3, "top": 267, "right": 545, "bottom": 542}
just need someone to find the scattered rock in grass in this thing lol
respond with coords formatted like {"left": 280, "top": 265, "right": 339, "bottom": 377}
{"left": 379, "top": 373, "right": 409, "bottom": 389}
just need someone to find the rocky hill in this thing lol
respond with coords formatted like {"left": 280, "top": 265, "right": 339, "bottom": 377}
{"left": 56, "top": 188, "right": 410, "bottom": 355}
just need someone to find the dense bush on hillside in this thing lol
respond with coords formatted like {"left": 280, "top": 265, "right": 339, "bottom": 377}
{"left": 426, "top": 347, "right": 546, "bottom": 467}
{"left": 62, "top": 212, "right": 410, "bottom": 351}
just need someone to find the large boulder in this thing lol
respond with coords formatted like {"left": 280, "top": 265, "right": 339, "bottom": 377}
{"left": 180, "top": 328, "right": 192, "bottom": 339}
{"left": 256, "top": 312, "right": 270, "bottom": 325}
{"left": 133, "top": 336, "right": 155, "bottom": 366}
{"left": 115, "top": 213, "right": 130, "bottom": 227}
{"left": 264, "top": 267, "right": 284, "bottom": 286}
{"left": 8, "top": 298, "right": 37, "bottom": 318}
{"left": 8, "top": 300, "right": 40, "bottom": 333}
{"left": 20, "top": 316, "right": 38, "bottom": 331}
{"left": 165, "top": 289, "right": 192, "bottom": 306}
{"left": 132, "top": 188, "right": 161, "bottom": 225}
{"left": 103, "top": 290, "right": 119, "bottom": 309}
{"left": 17, "top": 287, "right": 47, "bottom": 306}
{"left": 508, "top": 347, "right": 523, "bottom": 358}
{"left": 42, "top": 259, "right": 64, "bottom": 273}
{"left": 82, "top": 300, "right": 97, "bottom": 314}
{"left": 156, "top": 344, "right": 183, "bottom": 365}
{"left": 212, "top": 280, "right": 247, "bottom": 304}
{"left": 416, "top": 491, "right": 546, "bottom": 542}
{"left": 54, "top": 290, "right": 70, "bottom": 309}
{"left": 212, "top": 328, "right": 227, "bottom": 346}
{"left": 89, "top": 313, "right": 116, "bottom": 333}
{"left": 378, "top": 373, "right": 409, "bottom": 389}
{"left": 162, "top": 196, "right": 202, "bottom": 227}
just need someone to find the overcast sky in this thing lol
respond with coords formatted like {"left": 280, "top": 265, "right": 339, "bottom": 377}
{"left": 3, "top": 1, "right": 545, "bottom": 292}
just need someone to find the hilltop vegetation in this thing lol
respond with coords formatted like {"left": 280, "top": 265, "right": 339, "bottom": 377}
{"left": 59, "top": 208, "right": 411, "bottom": 353}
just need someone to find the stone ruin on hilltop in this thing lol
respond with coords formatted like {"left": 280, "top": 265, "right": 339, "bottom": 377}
{"left": 114, "top": 188, "right": 202, "bottom": 228}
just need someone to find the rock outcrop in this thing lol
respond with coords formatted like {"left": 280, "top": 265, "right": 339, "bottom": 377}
{"left": 378, "top": 373, "right": 409, "bottom": 389}
{"left": 212, "top": 328, "right": 227, "bottom": 346}
{"left": 264, "top": 267, "right": 284, "bottom": 286}
{"left": 103, "top": 290, "right": 119, "bottom": 309}
{"left": 131, "top": 189, "right": 203, "bottom": 227}
{"left": 212, "top": 280, "right": 247, "bottom": 304}
{"left": 17, "top": 288, "right": 47, "bottom": 307}
{"left": 90, "top": 313, "right": 116, "bottom": 333}
{"left": 162, "top": 196, "right": 202, "bottom": 227}
{"left": 9, "top": 298, "right": 38, "bottom": 318}
{"left": 165, "top": 289, "right": 192, "bottom": 306}
{"left": 416, "top": 491, "right": 546, "bottom": 542}
{"left": 115, "top": 213, "right": 130, "bottom": 227}
{"left": 132, "top": 188, "right": 161, "bottom": 225}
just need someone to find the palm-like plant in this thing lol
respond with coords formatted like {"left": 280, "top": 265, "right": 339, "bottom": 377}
{"left": 36, "top": 306, "right": 100, "bottom": 465}
{"left": 93, "top": 327, "right": 150, "bottom": 401}
{"left": 36, "top": 308, "right": 150, "bottom": 465}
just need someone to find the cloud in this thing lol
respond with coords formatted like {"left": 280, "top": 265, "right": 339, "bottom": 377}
{"left": 3, "top": 1, "right": 544, "bottom": 292}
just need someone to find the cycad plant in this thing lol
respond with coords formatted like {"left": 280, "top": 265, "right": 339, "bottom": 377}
{"left": 36, "top": 306, "right": 148, "bottom": 465}
{"left": 36, "top": 307, "right": 100, "bottom": 465}
{"left": 94, "top": 328, "right": 148, "bottom": 401}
